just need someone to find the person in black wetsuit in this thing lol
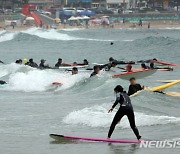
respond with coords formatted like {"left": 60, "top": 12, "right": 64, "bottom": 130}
{"left": 90, "top": 65, "right": 100, "bottom": 77}
{"left": 55, "top": 58, "right": 63, "bottom": 67}
{"left": 55, "top": 58, "right": 71, "bottom": 67}
{"left": 25, "top": 58, "right": 38, "bottom": 68}
{"left": 108, "top": 85, "right": 141, "bottom": 140}
{"left": 15, "top": 59, "right": 22, "bottom": 64}
{"left": 77, "top": 59, "right": 89, "bottom": 66}
{"left": 39, "top": 59, "right": 51, "bottom": 69}
{"left": 105, "top": 61, "right": 117, "bottom": 71}
{"left": 0, "top": 80, "right": 7, "bottom": 85}
{"left": 128, "top": 77, "right": 143, "bottom": 96}
{"left": 72, "top": 67, "right": 78, "bottom": 75}
{"left": 141, "top": 63, "right": 149, "bottom": 69}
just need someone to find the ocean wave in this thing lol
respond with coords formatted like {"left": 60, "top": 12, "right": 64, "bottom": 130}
{"left": 61, "top": 28, "right": 85, "bottom": 31}
{"left": 63, "top": 104, "right": 180, "bottom": 128}
{"left": 21, "top": 27, "right": 81, "bottom": 41}
{"left": 20, "top": 28, "right": 115, "bottom": 42}
{"left": 0, "top": 31, "right": 18, "bottom": 42}
{"left": 0, "top": 64, "right": 90, "bottom": 92}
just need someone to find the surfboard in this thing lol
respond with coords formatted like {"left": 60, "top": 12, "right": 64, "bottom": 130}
{"left": 157, "top": 80, "right": 179, "bottom": 83}
{"left": 112, "top": 69, "right": 157, "bottom": 80}
{"left": 58, "top": 65, "right": 88, "bottom": 69}
{"left": 52, "top": 82, "right": 63, "bottom": 86}
{"left": 149, "top": 80, "right": 180, "bottom": 92}
{"left": 130, "top": 80, "right": 180, "bottom": 97}
{"left": 150, "top": 60, "right": 180, "bottom": 66}
{"left": 49, "top": 134, "right": 141, "bottom": 144}
{"left": 165, "top": 92, "right": 180, "bottom": 97}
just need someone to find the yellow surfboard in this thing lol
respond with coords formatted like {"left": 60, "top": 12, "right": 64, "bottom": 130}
{"left": 149, "top": 80, "right": 180, "bottom": 92}
{"left": 165, "top": 92, "right": 180, "bottom": 97}
{"left": 130, "top": 80, "right": 180, "bottom": 97}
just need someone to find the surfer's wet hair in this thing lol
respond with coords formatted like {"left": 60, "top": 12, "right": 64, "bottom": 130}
{"left": 114, "top": 85, "right": 124, "bottom": 93}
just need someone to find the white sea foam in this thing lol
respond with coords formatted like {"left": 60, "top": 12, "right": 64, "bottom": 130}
{"left": 1, "top": 65, "right": 89, "bottom": 92}
{"left": 21, "top": 27, "right": 81, "bottom": 40}
{"left": 0, "top": 31, "right": 18, "bottom": 42}
{"left": 63, "top": 104, "right": 180, "bottom": 128}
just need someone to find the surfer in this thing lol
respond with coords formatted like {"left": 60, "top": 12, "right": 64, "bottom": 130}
{"left": 128, "top": 78, "right": 144, "bottom": 96}
{"left": 150, "top": 62, "right": 173, "bottom": 71}
{"left": 141, "top": 63, "right": 149, "bottom": 69}
{"left": 15, "top": 59, "right": 22, "bottom": 64}
{"left": 39, "top": 59, "right": 51, "bottom": 69}
{"left": 105, "top": 61, "right": 117, "bottom": 71}
{"left": 0, "top": 80, "right": 7, "bottom": 85}
{"left": 55, "top": 58, "right": 71, "bottom": 67}
{"left": 125, "top": 64, "right": 132, "bottom": 72}
{"left": 72, "top": 67, "right": 78, "bottom": 75}
{"left": 25, "top": 58, "right": 38, "bottom": 68}
{"left": 90, "top": 65, "right": 100, "bottom": 77}
{"left": 108, "top": 85, "right": 141, "bottom": 140}
{"left": 0, "top": 60, "right": 4, "bottom": 64}
{"left": 77, "top": 59, "right": 89, "bottom": 66}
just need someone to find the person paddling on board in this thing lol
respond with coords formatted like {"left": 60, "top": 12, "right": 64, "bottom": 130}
{"left": 0, "top": 80, "right": 7, "bottom": 85}
{"left": 125, "top": 63, "right": 132, "bottom": 72}
{"left": 141, "top": 63, "right": 149, "bottom": 69}
{"left": 108, "top": 85, "right": 141, "bottom": 140}
{"left": 105, "top": 61, "right": 117, "bottom": 71}
{"left": 77, "top": 59, "right": 89, "bottom": 66}
{"left": 128, "top": 77, "right": 144, "bottom": 96}
{"left": 25, "top": 58, "right": 38, "bottom": 68}
{"left": 72, "top": 67, "right": 78, "bottom": 75}
{"left": 39, "top": 59, "right": 51, "bottom": 69}
{"left": 90, "top": 65, "right": 100, "bottom": 77}
{"left": 55, "top": 58, "right": 71, "bottom": 67}
{"left": 15, "top": 59, "right": 22, "bottom": 64}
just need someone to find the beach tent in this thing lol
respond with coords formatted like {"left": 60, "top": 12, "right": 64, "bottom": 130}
{"left": 68, "top": 16, "right": 78, "bottom": 21}
{"left": 81, "top": 16, "right": 90, "bottom": 20}
{"left": 76, "top": 16, "right": 83, "bottom": 20}
{"left": 78, "top": 10, "right": 96, "bottom": 16}
{"left": 25, "top": 17, "right": 34, "bottom": 21}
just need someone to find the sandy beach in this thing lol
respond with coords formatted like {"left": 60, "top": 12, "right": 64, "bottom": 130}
{"left": 1, "top": 20, "right": 180, "bottom": 31}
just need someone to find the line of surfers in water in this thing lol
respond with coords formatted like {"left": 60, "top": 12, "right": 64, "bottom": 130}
{"left": 0, "top": 57, "right": 173, "bottom": 86}
{"left": 13, "top": 57, "right": 173, "bottom": 75}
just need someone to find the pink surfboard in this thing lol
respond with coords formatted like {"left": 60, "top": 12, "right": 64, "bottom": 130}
{"left": 49, "top": 134, "right": 142, "bottom": 144}
{"left": 52, "top": 82, "right": 63, "bottom": 86}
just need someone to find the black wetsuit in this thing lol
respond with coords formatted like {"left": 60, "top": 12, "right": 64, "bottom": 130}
{"left": 55, "top": 62, "right": 61, "bottom": 67}
{"left": 128, "top": 84, "right": 142, "bottom": 96}
{"left": 0, "top": 80, "right": 7, "bottom": 85}
{"left": 25, "top": 62, "right": 38, "bottom": 68}
{"left": 108, "top": 92, "right": 140, "bottom": 139}
{"left": 39, "top": 63, "right": 51, "bottom": 69}
{"left": 90, "top": 72, "right": 97, "bottom": 77}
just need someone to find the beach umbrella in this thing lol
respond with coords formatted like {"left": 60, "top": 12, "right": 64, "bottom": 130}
{"left": 68, "top": 16, "right": 78, "bottom": 21}
{"left": 76, "top": 16, "right": 83, "bottom": 20}
{"left": 26, "top": 17, "right": 34, "bottom": 20}
{"left": 54, "top": 18, "right": 60, "bottom": 21}
{"left": 82, "top": 16, "right": 90, "bottom": 20}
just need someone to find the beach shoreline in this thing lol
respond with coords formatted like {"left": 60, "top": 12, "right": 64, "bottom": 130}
{"left": 0, "top": 20, "right": 180, "bottom": 31}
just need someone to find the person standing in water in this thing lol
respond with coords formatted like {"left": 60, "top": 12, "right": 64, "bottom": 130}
{"left": 90, "top": 65, "right": 100, "bottom": 77}
{"left": 128, "top": 77, "right": 144, "bottom": 96}
{"left": 72, "top": 67, "right": 78, "bottom": 75}
{"left": 108, "top": 85, "right": 141, "bottom": 140}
